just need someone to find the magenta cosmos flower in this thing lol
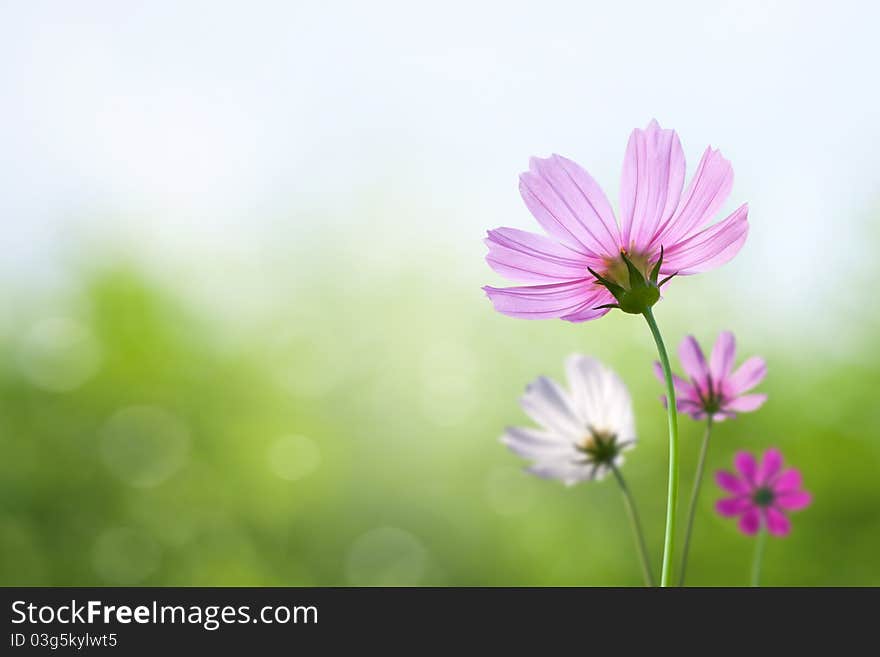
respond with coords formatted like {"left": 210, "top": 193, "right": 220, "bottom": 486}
{"left": 716, "top": 449, "right": 811, "bottom": 536}
{"left": 653, "top": 331, "right": 767, "bottom": 421}
{"left": 483, "top": 120, "right": 748, "bottom": 321}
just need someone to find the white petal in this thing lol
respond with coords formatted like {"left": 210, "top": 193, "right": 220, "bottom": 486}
{"left": 501, "top": 426, "right": 573, "bottom": 461}
{"left": 563, "top": 354, "right": 636, "bottom": 443}
{"left": 592, "top": 463, "right": 612, "bottom": 482}
{"left": 519, "top": 376, "right": 583, "bottom": 438}
{"left": 527, "top": 458, "right": 592, "bottom": 486}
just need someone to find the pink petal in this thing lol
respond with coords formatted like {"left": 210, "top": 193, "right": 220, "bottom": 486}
{"left": 485, "top": 228, "right": 594, "bottom": 283}
{"left": 716, "top": 497, "right": 752, "bottom": 517}
{"left": 734, "top": 451, "right": 758, "bottom": 484}
{"left": 678, "top": 335, "right": 710, "bottom": 391}
{"left": 724, "top": 393, "right": 767, "bottom": 413}
{"left": 726, "top": 356, "right": 767, "bottom": 395}
{"left": 738, "top": 508, "right": 761, "bottom": 535}
{"left": 764, "top": 507, "right": 791, "bottom": 536}
{"left": 773, "top": 468, "right": 803, "bottom": 493}
{"left": 661, "top": 203, "right": 749, "bottom": 275}
{"left": 757, "top": 448, "right": 783, "bottom": 485}
{"left": 709, "top": 331, "right": 737, "bottom": 384}
{"left": 775, "top": 490, "right": 812, "bottom": 511}
{"left": 677, "top": 398, "right": 707, "bottom": 420}
{"left": 650, "top": 146, "right": 734, "bottom": 249}
{"left": 652, "top": 361, "right": 693, "bottom": 397}
{"left": 519, "top": 155, "right": 620, "bottom": 257}
{"left": 660, "top": 393, "right": 705, "bottom": 418}
{"left": 483, "top": 279, "right": 596, "bottom": 320}
{"left": 619, "top": 120, "right": 686, "bottom": 250}
{"left": 716, "top": 470, "right": 749, "bottom": 495}
{"left": 559, "top": 288, "right": 616, "bottom": 323}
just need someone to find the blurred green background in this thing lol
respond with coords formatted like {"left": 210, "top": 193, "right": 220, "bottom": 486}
{"left": 2, "top": 1, "right": 880, "bottom": 586}
{"left": 1, "top": 233, "right": 877, "bottom": 587}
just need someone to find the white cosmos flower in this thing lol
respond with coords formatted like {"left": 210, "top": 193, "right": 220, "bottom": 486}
{"left": 502, "top": 354, "right": 636, "bottom": 486}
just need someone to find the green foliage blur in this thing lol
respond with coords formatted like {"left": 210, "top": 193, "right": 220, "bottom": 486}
{"left": 1, "top": 238, "right": 878, "bottom": 587}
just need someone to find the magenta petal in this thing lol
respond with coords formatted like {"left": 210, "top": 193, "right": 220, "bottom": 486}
{"left": 483, "top": 280, "right": 594, "bottom": 319}
{"left": 734, "top": 451, "right": 758, "bottom": 484}
{"left": 727, "top": 356, "right": 767, "bottom": 395}
{"left": 773, "top": 468, "right": 803, "bottom": 493}
{"left": 716, "top": 497, "right": 751, "bottom": 517}
{"left": 485, "top": 228, "right": 594, "bottom": 283}
{"left": 738, "top": 508, "right": 761, "bottom": 535}
{"left": 619, "top": 120, "right": 686, "bottom": 250}
{"left": 724, "top": 393, "right": 767, "bottom": 413}
{"left": 651, "top": 146, "right": 734, "bottom": 249}
{"left": 716, "top": 470, "right": 749, "bottom": 495}
{"left": 764, "top": 507, "right": 791, "bottom": 536}
{"left": 519, "top": 155, "right": 620, "bottom": 257}
{"left": 678, "top": 335, "right": 710, "bottom": 390}
{"left": 757, "top": 448, "right": 783, "bottom": 485}
{"left": 775, "top": 490, "right": 812, "bottom": 511}
{"left": 709, "top": 331, "right": 736, "bottom": 383}
{"left": 662, "top": 203, "right": 749, "bottom": 275}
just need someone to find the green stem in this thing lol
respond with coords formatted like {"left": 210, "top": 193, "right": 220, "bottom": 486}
{"left": 751, "top": 530, "right": 767, "bottom": 587}
{"left": 678, "top": 417, "right": 713, "bottom": 586}
{"left": 611, "top": 464, "right": 655, "bottom": 587}
{"left": 643, "top": 307, "right": 680, "bottom": 587}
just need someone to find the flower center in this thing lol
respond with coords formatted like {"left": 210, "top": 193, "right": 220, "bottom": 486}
{"left": 752, "top": 487, "right": 775, "bottom": 507}
{"left": 698, "top": 377, "right": 723, "bottom": 414}
{"left": 588, "top": 248, "right": 670, "bottom": 315}
{"left": 576, "top": 428, "right": 619, "bottom": 465}
{"left": 601, "top": 250, "right": 653, "bottom": 289}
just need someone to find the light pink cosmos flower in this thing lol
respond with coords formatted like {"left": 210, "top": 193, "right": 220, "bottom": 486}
{"left": 715, "top": 449, "right": 811, "bottom": 536}
{"left": 653, "top": 331, "right": 767, "bottom": 421}
{"left": 483, "top": 120, "right": 748, "bottom": 321}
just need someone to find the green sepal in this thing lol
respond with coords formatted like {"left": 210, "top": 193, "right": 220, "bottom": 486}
{"left": 649, "top": 245, "right": 665, "bottom": 284}
{"left": 589, "top": 248, "right": 664, "bottom": 315}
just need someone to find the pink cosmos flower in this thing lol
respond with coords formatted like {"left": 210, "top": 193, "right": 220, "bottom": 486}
{"left": 483, "top": 120, "right": 748, "bottom": 321}
{"left": 653, "top": 331, "right": 767, "bottom": 421}
{"left": 715, "top": 449, "right": 811, "bottom": 536}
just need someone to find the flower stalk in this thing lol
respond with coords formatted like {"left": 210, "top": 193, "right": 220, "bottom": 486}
{"left": 679, "top": 417, "right": 713, "bottom": 585}
{"left": 751, "top": 529, "right": 767, "bottom": 587}
{"left": 643, "top": 307, "right": 679, "bottom": 587}
{"left": 611, "top": 464, "right": 654, "bottom": 586}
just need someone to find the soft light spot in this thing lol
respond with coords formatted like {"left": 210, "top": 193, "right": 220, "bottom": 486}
{"left": 17, "top": 317, "right": 100, "bottom": 392}
{"left": 267, "top": 434, "right": 321, "bottom": 481}
{"left": 345, "top": 527, "right": 427, "bottom": 586}
{"left": 100, "top": 406, "right": 189, "bottom": 488}
{"left": 485, "top": 466, "right": 535, "bottom": 516}
{"left": 92, "top": 527, "right": 160, "bottom": 584}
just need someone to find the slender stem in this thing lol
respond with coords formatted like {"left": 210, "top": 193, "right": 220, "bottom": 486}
{"left": 751, "top": 530, "right": 767, "bottom": 587}
{"left": 611, "top": 464, "right": 655, "bottom": 587}
{"left": 678, "top": 417, "right": 713, "bottom": 586}
{"left": 643, "top": 307, "right": 680, "bottom": 587}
